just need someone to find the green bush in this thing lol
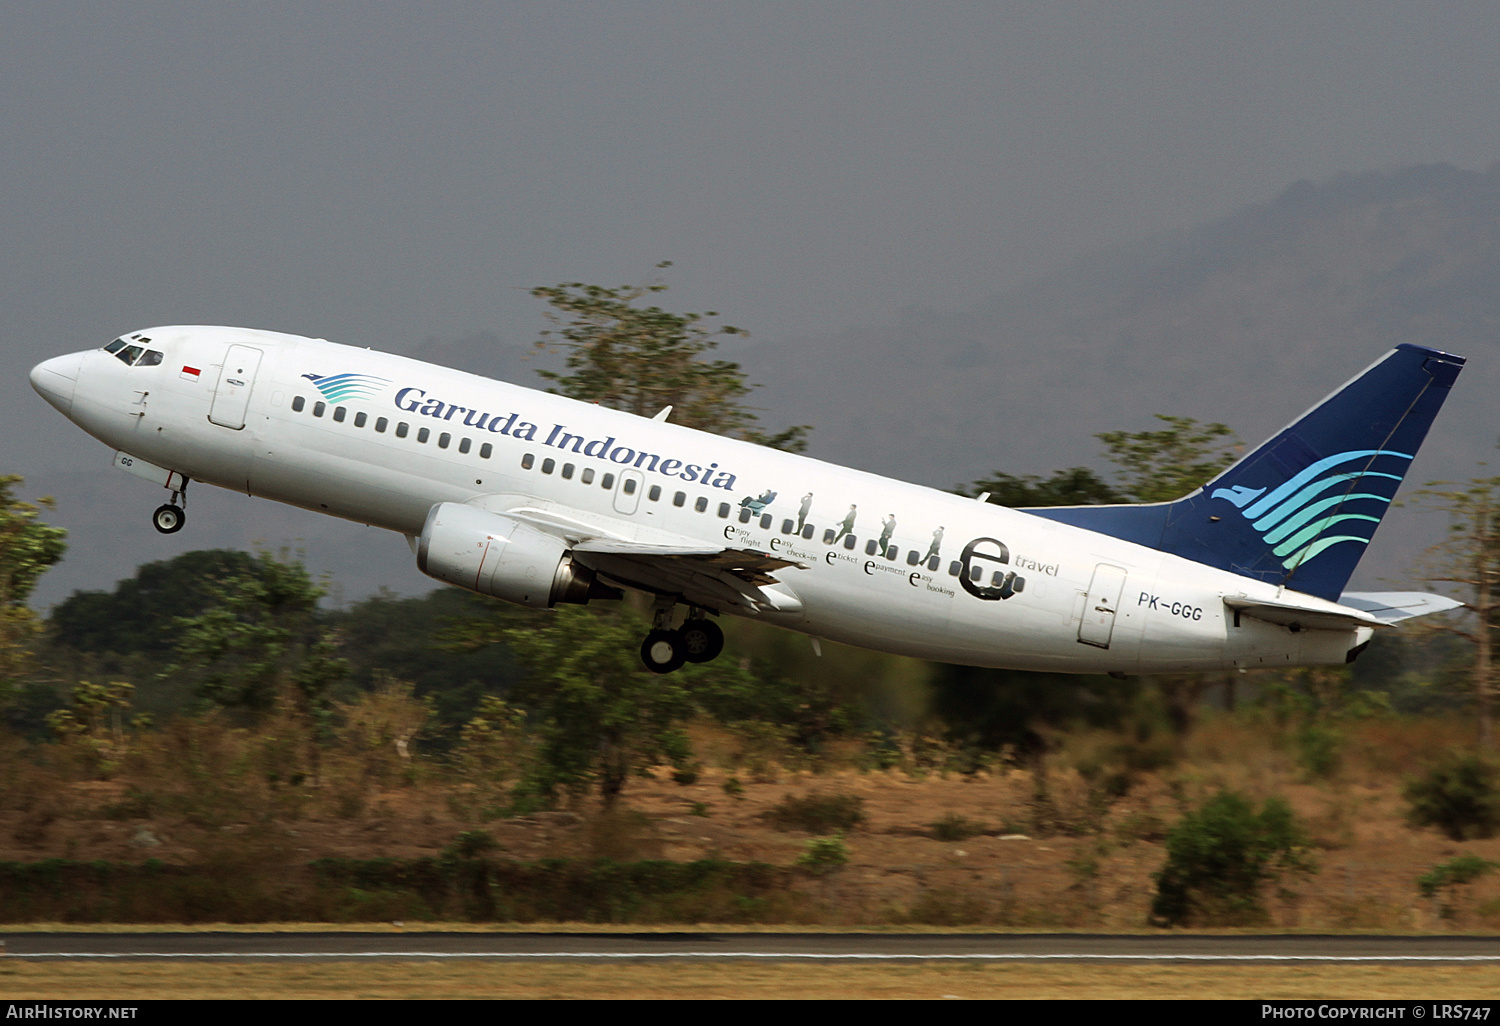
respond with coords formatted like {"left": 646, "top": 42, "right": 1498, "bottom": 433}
{"left": 1296, "top": 724, "right": 1343, "bottom": 779}
{"left": 1404, "top": 753, "right": 1500, "bottom": 841}
{"left": 930, "top": 814, "right": 986, "bottom": 842}
{"left": 796, "top": 836, "right": 849, "bottom": 875}
{"left": 763, "top": 792, "right": 866, "bottom": 833}
{"left": 1417, "top": 854, "right": 1498, "bottom": 899}
{"left": 1150, "top": 790, "right": 1314, "bottom": 927}
{"left": 442, "top": 830, "right": 499, "bottom": 860}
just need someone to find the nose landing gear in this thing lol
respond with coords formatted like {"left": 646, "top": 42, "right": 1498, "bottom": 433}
{"left": 151, "top": 477, "right": 189, "bottom": 535}
{"left": 152, "top": 504, "right": 185, "bottom": 534}
{"left": 638, "top": 601, "right": 726, "bottom": 674}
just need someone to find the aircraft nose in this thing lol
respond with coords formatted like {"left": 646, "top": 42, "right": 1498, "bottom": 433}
{"left": 30, "top": 353, "right": 83, "bottom": 416}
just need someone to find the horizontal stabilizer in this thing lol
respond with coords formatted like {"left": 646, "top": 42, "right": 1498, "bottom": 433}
{"left": 1337, "top": 591, "right": 1464, "bottom": 624}
{"left": 1223, "top": 595, "right": 1383, "bottom": 632}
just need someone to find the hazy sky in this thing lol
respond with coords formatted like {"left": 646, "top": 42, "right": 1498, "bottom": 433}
{"left": 6, "top": 2, "right": 1500, "bottom": 603}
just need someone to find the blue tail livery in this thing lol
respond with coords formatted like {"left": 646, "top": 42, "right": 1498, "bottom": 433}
{"left": 1024, "top": 344, "right": 1465, "bottom": 602}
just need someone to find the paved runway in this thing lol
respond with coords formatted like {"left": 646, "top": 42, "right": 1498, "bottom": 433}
{"left": 5, "top": 932, "right": 1500, "bottom": 962}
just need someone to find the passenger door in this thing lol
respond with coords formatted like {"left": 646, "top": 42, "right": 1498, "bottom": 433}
{"left": 1078, "top": 564, "right": 1127, "bottom": 649}
{"left": 208, "top": 345, "right": 263, "bottom": 430}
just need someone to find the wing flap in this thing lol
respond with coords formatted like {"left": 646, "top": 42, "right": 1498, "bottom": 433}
{"left": 570, "top": 539, "right": 807, "bottom": 613}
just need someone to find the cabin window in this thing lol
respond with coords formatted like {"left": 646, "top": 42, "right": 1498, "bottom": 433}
{"left": 927, "top": 556, "right": 941, "bottom": 572}
{"left": 843, "top": 534, "right": 857, "bottom": 550}
{"left": 802, "top": 524, "right": 815, "bottom": 540}
{"left": 375, "top": 416, "right": 387, "bottom": 432}
{"left": 739, "top": 508, "right": 753, "bottom": 524}
{"left": 992, "top": 571, "right": 1006, "bottom": 586}
{"left": 906, "top": 550, "right": 920, "bottom": 566}
{"left": 623, "top": 477, "right": 636, "bottom": 494}
{"left": 718, "top": 503, "right": 731, "bottom": 518}
{"left": 437, "top": 432, "right": 450, "bottom": 449}
{"left": 758, "top": 514, "right": 771, "bottom": 529}
{"left": 781, "top": 519, "right": 794, "bottom": 534}
{"left": 866, "top": 540, "right": 878, "bottom": 556}
{"left": 458, "top": 437, "right": 471, "bottom": 454}
{"left": 137, "top": 350, "right": 163, "bottom": 367}
{"left": 581, "top": 467, "right": 594, "bottom": 484}
{"left": 823, "top": 529, "right": 836, "bottom": 544}
{"left": 673, "top": 491, "right": 686, "bottom": 507}
{"left": 521, "top": 453, "right": 534, "bottom": 469}
{"left": 648, "top": 485, "right": 661, "bottom": 502}
{"left": 602, "top": 473, "right": 615, "bottom": 489}
{"left": 332, "top": 406, "right": 347, "bottom": 423}
{"left": 291, "top": 396, "right": 306, "bottom": 412}
{"left": 354, "top": 412, "right": 367, "bottom": 428}
{"left": 949, "top": 561, "right": 962, "bottom": 577}
{"left": 395, "top": 421, "right": 409, "bottom": 438}
{"left": 417, "top": 427, "right": 430, "bottom": 443}
{"left": 104, "top": 339, "right": 126, "bottom": 353}
{"left": 479, "top": 442, "right": 492, "bottom": 459}
{"left": 695, "top": 496, "right": 708, "bottom": 513}
{"left": 541, "top": 458, "right": 555, "bottom": 474}
{"left": 561, "top": 463, "right": 574, "bottom": 479}
{"left": 313, "top": 402, "right": 326, "bottom": 418}
{"left": 970, "top": 566, "right": 983, "bottom": 582}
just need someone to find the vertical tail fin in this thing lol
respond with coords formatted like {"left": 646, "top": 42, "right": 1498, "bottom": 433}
{"left": 1025, "top": 344, "right": 1465, "bottom": 601}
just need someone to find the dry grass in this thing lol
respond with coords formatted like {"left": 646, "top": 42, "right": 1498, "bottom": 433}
{"left": 2, "top": 960, "right": 1499, "bottom": 999}
{"left": 4, "top": 710, "right": 1500, "bottom": 930}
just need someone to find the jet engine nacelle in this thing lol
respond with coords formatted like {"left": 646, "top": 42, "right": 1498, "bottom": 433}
{"left": 416, "top": 502, "right": 608, "bottom": 608}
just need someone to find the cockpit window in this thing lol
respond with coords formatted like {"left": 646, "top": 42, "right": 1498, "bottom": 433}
{"left": 104, "top": 339, "right": 126, "bottom": 354}
{"left": 116, "top": 345, "right": 143, "bottom": 365}
{"left": 136, "top": 350, "right": 163, "bottom": 367}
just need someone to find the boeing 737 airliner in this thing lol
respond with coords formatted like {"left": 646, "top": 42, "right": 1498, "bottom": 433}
{"left": 30, "top": 327, "right": 1465, "bottom": 675}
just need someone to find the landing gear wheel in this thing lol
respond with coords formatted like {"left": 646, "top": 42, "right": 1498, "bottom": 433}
{"left": 152, "top": 504, "right": 185, "bottom": 534}
{"left": 679, "top": 618, "right": 724, "bottom": 664}
{"left": 640, "top": 629, "right": 686, "bottom": 674}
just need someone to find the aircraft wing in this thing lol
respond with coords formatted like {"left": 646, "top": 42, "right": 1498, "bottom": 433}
{"left": 571, "top": 539, "right": 808, "bottom": 613}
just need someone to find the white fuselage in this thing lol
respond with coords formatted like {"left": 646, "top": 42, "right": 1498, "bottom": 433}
{"left": 35, "top": 326, "right": 1372, "bottom": 674}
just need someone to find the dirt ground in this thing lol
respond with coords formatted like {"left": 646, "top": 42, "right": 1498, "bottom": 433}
{"left": 5, "top": 754, "right": 1500, "bottom": 930}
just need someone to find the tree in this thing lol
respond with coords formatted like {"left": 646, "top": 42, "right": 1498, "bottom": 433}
{"left": 323, "top": 587, "right": 525, "bottom": 748}
{"left": 532, "top": 262, "right": 810, "bottom": 452}
{"left": 49, "top": 550, "right": 259, "bottom": 655}
{"left": 0, "top": 475, "right": 67, "bottom": 704}
{"left": 169, "top": 550, "right": 347, "bottom": 728}
{"left": 956, "top": 467, "right": 1124, "bottom": 508}
{"left": 1095, "top": 415, "right": 1241, "bottom": 502}
{"left": 446, "top": 604, "right": 695, "bottom": 807}
{"left": 1416, "top": 474, "right": 1500, "bottom": 750}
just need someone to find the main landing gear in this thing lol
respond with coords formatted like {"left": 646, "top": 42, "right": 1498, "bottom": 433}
{"left": 639, "top": 600, "right": 725, "bottom": 674}
{"left": 151, "top": 478, "right": 189, "bottom": 535}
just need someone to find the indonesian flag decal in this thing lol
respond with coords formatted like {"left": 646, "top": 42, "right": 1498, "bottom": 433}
{"left": 180, "top": 365, "right": 202, "bottom": 381}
